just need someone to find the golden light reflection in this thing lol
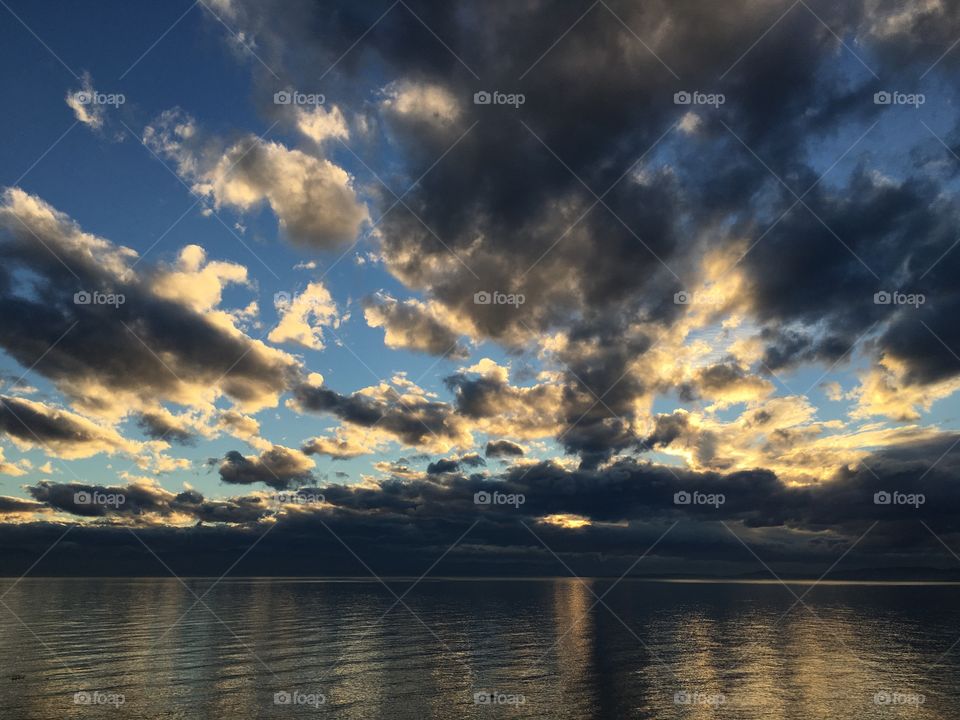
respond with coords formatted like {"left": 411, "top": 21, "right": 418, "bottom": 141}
{"left": 540, "top": 513, "right": 591, "bottom": 529}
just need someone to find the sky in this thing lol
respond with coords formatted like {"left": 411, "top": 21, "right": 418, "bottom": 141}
{"left": 2, "top": 0, "right": 960, "bottom": 578}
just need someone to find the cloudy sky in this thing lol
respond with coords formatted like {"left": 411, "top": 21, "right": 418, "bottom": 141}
{"left": 2, "top": 0, "right": 960, "bottom": 577}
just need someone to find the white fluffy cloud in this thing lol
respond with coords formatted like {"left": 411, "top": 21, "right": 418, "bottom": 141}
{"left": 144, "top": 109, "right": 368, "bottom": 249}
{"left": 268, "top": 281, "right": 340, "bottom": 351}
{"left": 65, "top": 73, "right": 106, "bottom": 129}
{"left": 381, "top": 80, "right": 462, "bottom": 127}
{"left": 295, "top": 105, "right": 350, "bottom": 144}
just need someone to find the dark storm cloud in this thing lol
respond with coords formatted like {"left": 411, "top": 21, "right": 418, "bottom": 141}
{"left": 217, "top": 447, "right": 315, "bottom": 490}
{"left": 460, "top": 452, "right": 485, "bottom": 467}
{"left": 291, "top": 380, "right": 463, "bottom": 446}
{"left": 553, "top": 335, "right": 653, "bottom": 467}
{"left": 180, "top": 492, "right": 277, "bottom": 524}
{"left": 643, "top": 411, "right": 689, "bottom": 449}
{"left": 192, "top": 1, "right": 753, "bottom": 437}
{"left": 136, "top": 412, "right": 197, "bottom": 445}
{"left": 426, "top": 458, "right": 459, "bottom": 475}
{"left": 8, "top": 432, "right": 960, "bottom": 577}
{"left": 697, "top": 362, "right": 752, "bottom": 392}
{"left": 295, "top": 432, "right": 960, "bottom": 552}
{"left": 485, "top": 439, "right": 524, "bottom": 458}
{"left": 26, "top": 480, "right": 275, "bottom": 523}
{"left": 207, "top": 0, "right": 960, "bottom": 461}
{"left": 30, "top": 480, "right": 172, "bottom": 518}
{"left": 362, "top": 294, "right": 469, "bottom": 359}
{"left": 443, "top": 366, "right": 558, "bottom": 421}
{"left": 444, "top": 373, "right": 505, "bottom": 419}
{"left": 745, "top": 170, "right": 959, "bottom": 378}
{"left": 0, "top": 394, "right": 131, "bottom": 459}
{"left": 0, "top": 189, "right": 296, "bottom": 414}
{"left": 0, "top": 495, "right": 44, "bottom": 514}
{"left": 426, "top": 453, "right": 485, "bottom": 474}
{"left": 226, "top": 0, "right": 949, "bottom": 303}
{"left": 0, "top": 395, "right": 100, "bottom": 445}
{"left": 331, "top": 433, "right": 960, "bottom": 564}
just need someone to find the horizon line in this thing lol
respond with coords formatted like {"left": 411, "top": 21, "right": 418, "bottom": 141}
{"left": 2, "top": 575, "right": 960, "bottom": 586}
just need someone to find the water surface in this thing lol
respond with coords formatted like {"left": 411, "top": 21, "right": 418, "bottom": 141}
{"left": 0, "top": 578, "right": 957, "bottom": 718}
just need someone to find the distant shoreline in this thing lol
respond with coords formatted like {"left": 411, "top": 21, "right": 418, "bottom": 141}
{"left": 3, "top": 575, "right": 960, "bottom": 585}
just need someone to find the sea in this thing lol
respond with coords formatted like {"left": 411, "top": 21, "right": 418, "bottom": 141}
{"left": 0, "top": 577, "right": 957, "bottom": 718}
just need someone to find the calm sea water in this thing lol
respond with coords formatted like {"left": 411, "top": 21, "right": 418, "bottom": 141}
{"left": 0, "top": 578, "right": 958, "bottom": 719}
